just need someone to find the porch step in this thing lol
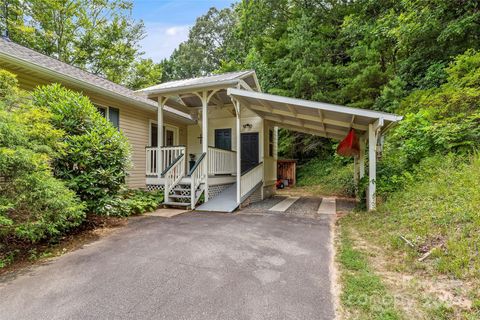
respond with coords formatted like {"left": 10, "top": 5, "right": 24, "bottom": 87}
{"left": 169, "top": 194, "right": 191, "bottom": 199}
{"left": 163, "top": 202, "right": 190, "bottom": 207}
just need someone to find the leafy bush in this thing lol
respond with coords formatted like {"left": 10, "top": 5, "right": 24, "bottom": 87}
{"left": 91, "top": 190, "right": 163, "bottom": 217}
{"left": 377, "top": 50, "right": 480, "bottom": 196}
{"left": 32, "top": 84, "right": 131, "bottom": 215}
{"left": 0, "top": 70, "right": 85, "bottom": 243}
{"left": 122, "top": 190, "right": 164, "bottom": 215}
{"left": 1, "top": 172, "right": 85, "bottom": 243}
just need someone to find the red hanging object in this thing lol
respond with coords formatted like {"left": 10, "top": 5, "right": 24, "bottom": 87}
{"left": 337, "top": 128, "right": 360, "bottom": 157}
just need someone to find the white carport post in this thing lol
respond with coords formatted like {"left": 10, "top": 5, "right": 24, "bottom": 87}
{"left": 157, "top": 97, "right": 165, "bottom": 176}
{"left": 367, "top": 119, "right": 383, "bottom": 211}
{"left": 234, "top": 99, "right": 241, "bottom": 204}
{"left": 201, "top": 91, "right": 209, "bottom": 202}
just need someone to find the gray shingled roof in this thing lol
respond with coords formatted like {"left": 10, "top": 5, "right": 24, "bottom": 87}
{"left": 0, "top": 37, "right": 192, "bottom": 121}
{"left": 138, "top": 70, "right": 256, "bottom": 93}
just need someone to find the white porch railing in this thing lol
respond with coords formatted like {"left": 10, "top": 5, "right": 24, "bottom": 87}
{"left": 241, "top": 162, "right": 263, "bottom": 199}
{"left": 146, "top": 146, "right": 186, "bottom": 176}
{"left": 189, "top": 153, "right": 206, "bottom": 209}
{"left": 146, "top": 147, "right": 158, "bottom": 176}
{"left": 164, "top": 154, "right": 185, "bottom": 203}
{"left": 208, "top": 147, "right": 236, "bottom": 175}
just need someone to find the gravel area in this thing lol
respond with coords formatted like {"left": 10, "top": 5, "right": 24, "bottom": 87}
{"left": 284, "top": 196, "right": 322, "bottom": 219}
{"left": 241, "top": 195, "right": 286, "bottom": 213}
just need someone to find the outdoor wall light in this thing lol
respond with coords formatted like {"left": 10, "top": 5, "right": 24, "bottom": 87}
{"left": 243, "top": 123, "right": 253, "bottom": 129}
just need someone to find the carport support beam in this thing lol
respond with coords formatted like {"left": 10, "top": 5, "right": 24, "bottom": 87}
{"left": 157, "top": 97, "right": 164, "bottom": 176}
{"left": 202, "top": 91, "right": 209, "bottom": 202}
{"left": 234, "top": 99, "right": 241, "bottom": 204}
{"left": 367, "top": 119, "right": 383, "bottom": 211}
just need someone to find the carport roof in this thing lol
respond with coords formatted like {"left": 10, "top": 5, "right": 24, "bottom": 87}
{"left": 227, "top": 88, "right": 403, "bottom": 140}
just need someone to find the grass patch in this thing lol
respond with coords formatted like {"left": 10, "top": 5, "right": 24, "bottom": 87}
{"left": 338, "top": 226, "right": 403, "bottom": 319}
{"left": 350, "top": 154, "right": 480, "bottom": 279}
{"left": 296, "top": 156, "right": 355, "bottom": 196}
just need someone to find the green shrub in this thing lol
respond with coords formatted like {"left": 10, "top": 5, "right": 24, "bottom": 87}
{"left": 1, "top": 172, "right": 85, "bottom": 242}
{"left": 0, "top": 70, "right": 84, "bottom": 244}
{"left": 91, "top": 190, "right": 163, "bottom": 217}
{"left": 377, "top": 50, "right": 480, "bottom": 196}
{"left": 32, "top": 84, "right": 131, "bottom": 215}
{"left": 122, "top": 190, "right": 164, "bottom": 215}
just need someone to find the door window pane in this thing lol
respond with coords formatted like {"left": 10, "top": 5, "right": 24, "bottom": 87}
{"left": 151, "top": 124, "right": 158, "bottom": 147}
{"left": 215, "top": 128, "right": 232, "bottom": 150}
{"left": 108, "top": 107, "right": 120, "bottom": 129}
{"left": 165, "top": 129, "right": 174, "bottom": 146}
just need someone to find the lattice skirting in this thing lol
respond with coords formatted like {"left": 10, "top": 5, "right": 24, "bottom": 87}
{"left": 146, "top": 184, "right": 164, "bottom": 192}
{"left": 208, "top": 183, "right": 234, "bottom": 200}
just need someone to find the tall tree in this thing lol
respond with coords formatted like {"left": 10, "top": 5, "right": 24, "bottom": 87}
{"left": 2, "top": 0, "right": 145, "bottom": 84}
{"left": 163, "top": 6, "right": 239, "bottom": 80}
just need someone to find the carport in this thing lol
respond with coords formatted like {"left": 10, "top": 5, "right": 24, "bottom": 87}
{"left": 227, "top": 88, "right": 403, "bottom": 211}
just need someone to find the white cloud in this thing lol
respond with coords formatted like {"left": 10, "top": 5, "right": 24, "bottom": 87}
{"left": 139, "top": 23, "right": 190, "bottom": 62}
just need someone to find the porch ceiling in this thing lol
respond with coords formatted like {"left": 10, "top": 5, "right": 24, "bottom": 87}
{"left": 227, "top": 88, "right": 403, "bottom": 140}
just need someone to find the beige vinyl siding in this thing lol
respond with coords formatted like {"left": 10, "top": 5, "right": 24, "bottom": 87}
{"left": 2, "top": 65, "right": 187, "bottom": 189}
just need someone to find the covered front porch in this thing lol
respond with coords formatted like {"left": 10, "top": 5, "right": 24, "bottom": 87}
{"left": 139, "top": 71, "right": 268, "bottom": 211}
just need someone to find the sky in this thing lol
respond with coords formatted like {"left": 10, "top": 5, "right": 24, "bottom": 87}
{"left": 132, "top": 0, "right": 236, "bottom": 62}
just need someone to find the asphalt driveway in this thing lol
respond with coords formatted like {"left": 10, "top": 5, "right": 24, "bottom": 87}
{"left": 0, "top": 205, "right": 335, "bottom": 320}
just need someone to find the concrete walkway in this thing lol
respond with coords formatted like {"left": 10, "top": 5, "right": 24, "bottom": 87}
{"left": 0, "top": 210, "right": 335, "bottom": 320}
{"left": 268, "top": 196, "right": 299, "bottom": 212}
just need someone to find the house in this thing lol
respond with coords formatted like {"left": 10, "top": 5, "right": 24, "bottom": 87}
{"left": 0, "top": 37, "right": 402, "bottom": 212}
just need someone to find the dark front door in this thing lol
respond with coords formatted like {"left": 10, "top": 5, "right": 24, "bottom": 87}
{"left": 165, "top": 129, "right": 174, "bottom": 146}
{"left": 215, "top": 128, "right": 232, "bottom": 150}
{"left": 241, "top": 132, "right": 259, "bottom": 173}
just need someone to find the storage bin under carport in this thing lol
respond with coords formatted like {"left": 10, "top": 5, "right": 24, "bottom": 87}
{"left": 277, "top": 159, "right": 297, "bottom": 187}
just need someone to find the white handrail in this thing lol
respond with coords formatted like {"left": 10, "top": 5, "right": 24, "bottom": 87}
{"left": 164, "top": 155, "right": 185, "bottom": 202}
{"left": 208, "top": 147, "right": 236, "bottom": 175}
{"left": 241, "top": 163, "right": 263, "bottom": 199}
{"left": 145, "top": 146, "right": 186, "bottom": 176}
{"left": 190, "top": 153, "right": 206, "bottom": 209}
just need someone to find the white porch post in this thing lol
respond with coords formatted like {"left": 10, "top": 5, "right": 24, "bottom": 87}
{"left": 235, "top": 100, "right": 241, "bottom": 204}
{"left": 367, "top": 123, "right": 377, "bottom": 211}
{"left": 157, "top": 97, "right": 164, "bottom": 175}
{"left": 202, "top": 91, "right": 209, "bottom": 201}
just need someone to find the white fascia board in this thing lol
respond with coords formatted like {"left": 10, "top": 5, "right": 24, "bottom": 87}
{"left": 138, "top": 79, "right": 240, "bottom": 96}
{"left": 227, "top": 88, "right": 403, "bottom": 123}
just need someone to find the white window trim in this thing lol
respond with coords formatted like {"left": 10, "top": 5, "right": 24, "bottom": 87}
{"left": 149, "top": 120, "right": 180, "bottom": 146}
